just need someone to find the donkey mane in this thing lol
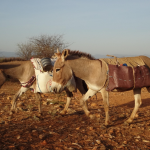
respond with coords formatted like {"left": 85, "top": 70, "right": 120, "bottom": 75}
{"left": 0, "top": 57, "right": 26, "bottom": 63}
{"left": 66, "top": 49, "right": 95, "bottom": 60}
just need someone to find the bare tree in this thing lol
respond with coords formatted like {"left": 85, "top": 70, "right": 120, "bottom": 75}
{"left": 16, "top": 43, "right": 35, "bottom": 60}
{"left": 17, "top": 34, "right": 69, "bottom": 59}
{"left": 30, "top": 34, "right": 69, "bottom": 58}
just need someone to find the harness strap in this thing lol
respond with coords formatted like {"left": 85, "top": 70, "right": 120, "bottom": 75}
{"left": 21, "top": 75, "right": 36, "bottom": 88}
{"left": 97, "top": 59, "right": 109, "bottom": 91}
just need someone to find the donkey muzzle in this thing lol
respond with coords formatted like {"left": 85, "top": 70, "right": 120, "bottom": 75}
{"left": 51, "top": 81, "right": 63, "bottom": 93}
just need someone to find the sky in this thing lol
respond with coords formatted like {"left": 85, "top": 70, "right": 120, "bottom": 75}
{"left": 0, "top": 0, "right": 150, "bottom": 57}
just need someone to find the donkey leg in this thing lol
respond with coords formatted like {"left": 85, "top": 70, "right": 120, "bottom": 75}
{"left": 125, "top": 88, "right": 141, "bottom": 124}
{"left": 34, "top": 92, "right": 42, "bottom": 114}
{"left": 101, "top": 88, "right": 109, "bottom": 126}
{"left": 61, "top": 97, "right": 71, "bottom": 115}
{"left": 10, "top": 87, "right": 29, "bottom": 115}
{"left": 0, "top": 71, "right": 6, "bottom": 87}
{"left": 60, "top": 89, "right": 73, "bottom": 115}
{"left": 76, "top": 79, "right": 89, "bottom": 111}
{"left": 80, "top": 89, "right": 97, "bottom": 117}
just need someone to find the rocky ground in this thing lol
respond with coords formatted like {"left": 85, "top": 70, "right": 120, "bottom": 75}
{"left": 0, "top": 81, "right": 150, "bottom": 150}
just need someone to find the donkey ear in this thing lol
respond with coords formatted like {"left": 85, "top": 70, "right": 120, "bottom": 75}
{"left": 52, "top": 48, "right": 61, "bottom": 58}
{"left": 57, "top": 48, "right": 60, "bottom": 53}
{"left": 61, "top": 49, "right": 69, "bottom": 62}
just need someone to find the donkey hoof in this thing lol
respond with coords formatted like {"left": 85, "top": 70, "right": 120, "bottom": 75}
{"left": 38, "top": 113, "right": 42, "bottom": 117}
{"left": 60, "top": 110, "right": 66, "bottom": 115}
{"left": 105, "top": 121, "right": 110, "bottom": 126}
{"left": 124, "top": 121, "right": 130, "bottom": 126}
{"left": 124, "top": 118, "right": 133, "bottom": 125}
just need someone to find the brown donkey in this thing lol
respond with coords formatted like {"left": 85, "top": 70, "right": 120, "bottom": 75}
{"left": 51, "top": 49, "right": 150, "bottom": 125}
{"left": 0, "top": 58, "right": 87, "bottom": 115}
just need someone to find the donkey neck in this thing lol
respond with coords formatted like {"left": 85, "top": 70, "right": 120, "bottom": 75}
{"left": 66, "top": 58, "right": 99, "bottom": 80}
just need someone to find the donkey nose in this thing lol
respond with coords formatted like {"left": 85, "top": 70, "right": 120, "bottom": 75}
{"left": 53, "top": 87, "right": 57, "bottom": 93}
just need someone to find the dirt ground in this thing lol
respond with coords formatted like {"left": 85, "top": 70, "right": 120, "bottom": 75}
{"left": 0, "top": 81, "right": 150, "bottom": 150}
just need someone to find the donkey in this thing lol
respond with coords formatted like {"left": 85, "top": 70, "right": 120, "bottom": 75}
{"left": 51, "top": 49, "right": 150, "bottom": 125}
{"left": 0, "top": 58, "right": 87, "bottom": 115}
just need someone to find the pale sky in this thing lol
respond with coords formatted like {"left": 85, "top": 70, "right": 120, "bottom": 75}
{"left": 0, "top": 0, "right": 150, "bottom": 57}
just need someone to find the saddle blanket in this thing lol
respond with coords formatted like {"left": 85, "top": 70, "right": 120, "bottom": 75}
{"left": 107, "top": 64, "right": 150, "bottom": 91}
{"left": 30, "top": 58, "right": 56, "bottom": 93}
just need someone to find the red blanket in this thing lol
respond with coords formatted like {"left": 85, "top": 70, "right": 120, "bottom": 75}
{"left": 106, "top": 65, "right": 150, "bottom": 91}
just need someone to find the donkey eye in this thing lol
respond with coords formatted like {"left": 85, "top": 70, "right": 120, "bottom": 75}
{"left": 56, "top": 68, "right": 60, "bottom": 72}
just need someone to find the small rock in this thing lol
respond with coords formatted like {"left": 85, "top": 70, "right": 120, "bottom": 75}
{"left": 109, "top": 129, "right": 114, "bottom": 134}
{"left": 39, "top": 134, "right": 46, "bottom": 139}
{"left": 43, "top": 101, "right": 48, "bottom": 105}
{"left": 96, "top": 140, "right": 101, "bottom": 144}
{"left": 104, "top": 134, "right": 109, "bottom": 138}
{"left": 125, "top": 113, "right": 130, "bottom": 117}
{"left": 49, "top": 131, "right": 56, "bottom": 135}
{"left": 91, "top": 103, "right": 97, "bottom": 107}
{"left": 72, "top": 143, "right": 82, "bottom": 148}
{"left": 17, "top": 102, "right": 24, "bottom": 107}
{"left": 0, "top": 121, "right": 5, "bottom": 124}
{"left": 95, "top": 113, "right": 101, "bottom": 118}
{"left": 134, "top": 135, "right": 140, "bottom": 139}
{"left": 117, "top": 145, "right": 124, "bottom": 149}
{"left": 47, "top": 99, "right": 53, "bottom": 101}
{"left": 41, "top": 140, "right": 47, "bottom": 146}
{"left": 97, "top": 109, "right": 101, "bottom": 112}
{"left": 54, "top": 105, "right": 60, "bottom": 109}
{"left": 32, "top": 130, "right": 37, "bottom": 133}
{"left": 41, "top": 95, "right": 45, "bottom": 98}
{"left": 146, "top": 123, "right": 150, "bottom": 126}
{"left": 66, "top": 147, "right": 73, "bottom": 150}
{"left": 135, "top": 139, "right": 139, "bottom": 142}
{"left": 109, "top": 133, "right": 113, "bottom": 139}
{"left": 100, "top": 144, "right": 106, "bottom": 150}
{"left": 76, "top": 127, "right": 80, "bottom": 130}
{"left": 17, "top": 107, "right": 23, "bottom": 111}
{"left": 100, "top": 134, "right": 103, "bottom": 138}
{"left": 89, "top": 127, "right": 93, "bottom": 130}
{"left": 17, "top": 135, "right": 20, "bottom": 139}
{"left": 5, "top": 121, "right": 8, "bottom": 125}
{"left": 67, "top": 108, "right": 76, "bottom": 114}
{"left": 0, "top": 110, "right": 4, "bottom": 113}
{"left": 7, "top": 96, "right": 11, "bottom": 100}
{"left": 143, "top": 140, "right": 150, "bottom": 143}
{"left": 74, "top": 102, "right": 78, "bottom": 105}
{"left": 0, "top": 92, "right": 5, "bottom": 95}
{"left": 8, "top": 145, "right": 15, "bottom": 149}
{"left": 141, "top": 127, "right": 144, "bottom": 130}
{"left": 92, "top": 146, "right": 97, "bottom": 150}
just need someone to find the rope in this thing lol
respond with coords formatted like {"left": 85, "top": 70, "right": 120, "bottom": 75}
{"left": 21, "top": 75, "right": 36, "bottom": 88}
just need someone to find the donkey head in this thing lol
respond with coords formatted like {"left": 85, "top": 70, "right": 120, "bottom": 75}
{"left": 51, "top": 49, "right": 76, "bottom": 93}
